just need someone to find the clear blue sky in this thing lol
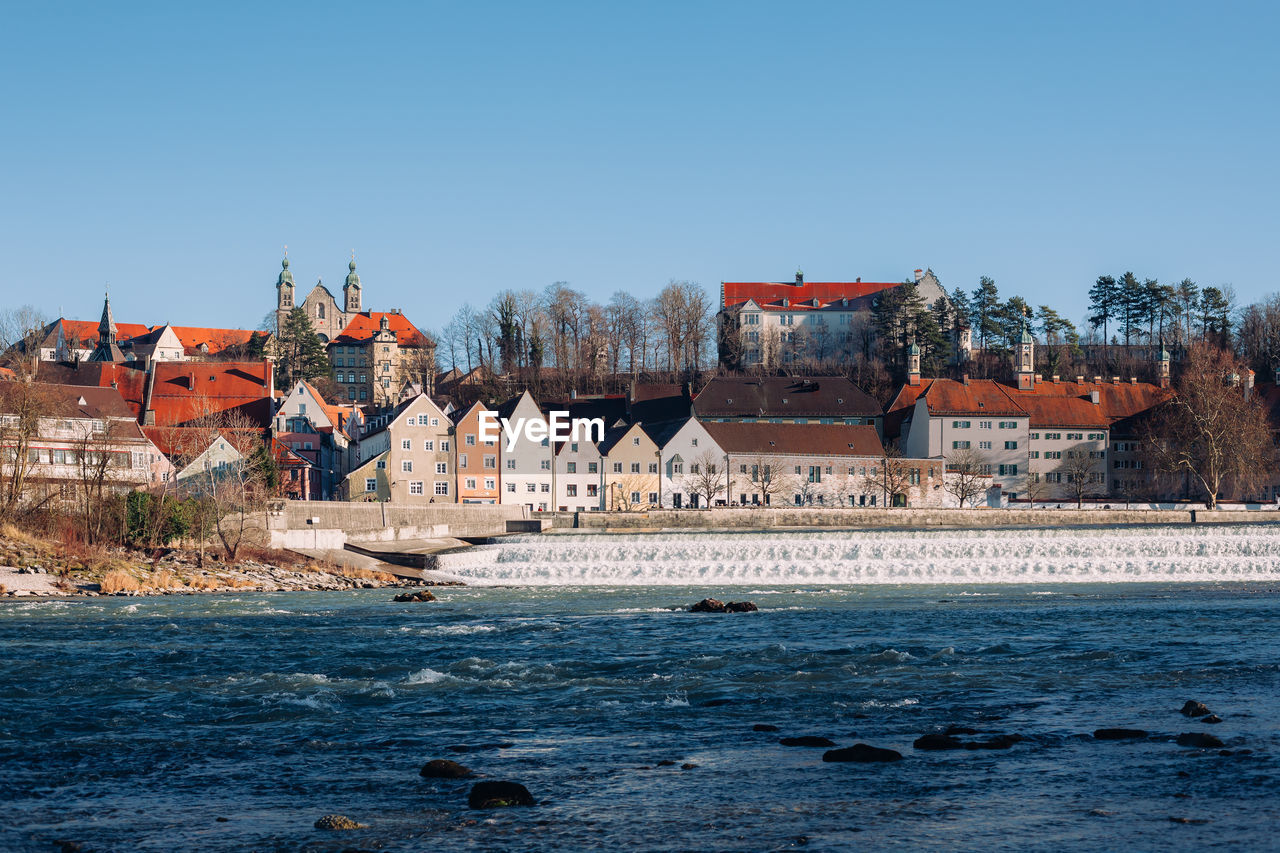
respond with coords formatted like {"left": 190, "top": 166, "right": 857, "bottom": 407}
{"left": 2, "top": 1, "right": 1277, "bottom": 335}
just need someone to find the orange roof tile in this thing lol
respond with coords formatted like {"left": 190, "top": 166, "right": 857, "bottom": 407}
{"left": 332, "top": 312, "right": 430, "bottom": 347}
{"left": 169, "top": 326, "right": 261, "bottom": 355}
{"left": 920, "top": 379, "right": 1025, "bottom": 416}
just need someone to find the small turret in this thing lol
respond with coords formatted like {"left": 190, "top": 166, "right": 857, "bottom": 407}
{"left": 276, "top": 256, "right": 295, "bottom": 310}
{"left": 1014, "top": 322, "right": 1035, "bottom": 390}
{"left": 88, "top": 291, "right": 124, "bottom": 362}
{"left": 907, "top": 339, "right": 921, "bottom": 387}
{"left": 1157, "top": 343, "right": 1171, "bottom": 389}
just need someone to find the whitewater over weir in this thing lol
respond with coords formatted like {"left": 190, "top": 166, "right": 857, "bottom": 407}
{"left": 435, "top": 523, "right": 1280, "bottom": 585}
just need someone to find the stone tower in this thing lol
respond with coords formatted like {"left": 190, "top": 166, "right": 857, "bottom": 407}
{"left": 372, "top": 313, "right": 399, "bottom": 407}
{"left": 344, "top": 257, "right": 362, "bottom": 314}
{"left": 88, "top": 292, "right": 123, "bottom": 363}
{"left": 275, "top": 256, "right": 295, "bottom": 330}
{"left": 1014, "top": 324, "right": 1035, "bottom": 390}
{"left": 1157, "top": 344, "right": 1171, "bottom": 389}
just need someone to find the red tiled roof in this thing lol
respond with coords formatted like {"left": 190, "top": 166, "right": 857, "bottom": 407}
{"left": 147, "top": 361, "right": 274, "bottom": 429}
{"left": 169, "top": 326, "right": 260, "bottom": 355}
{"left": 299, "top": 380, "right": 355, "bottom": 437}
{"left": 60, "top": 319, "right": 152, "bottom": 344}
{"left": 702, "top": 422, "right": 884, "bottom": 457}
{"left": 919, "top": 379, "right": 1026, "bottom": 416}
{"left": 1005, "top": 379, "right": 1173, "bottom": 422}
{"left": 1014, "top": 396, "right": 1110, "bottom": 429}
{"left": 332, "top": 312, "right": 430, "bottom": 347}
{"left": 722, "top": 281, "right": 901, "bottom": 310}
{"left": 0, "top": 367, "right": 15, "bottom": 381}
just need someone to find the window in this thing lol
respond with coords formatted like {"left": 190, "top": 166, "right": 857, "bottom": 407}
{"left": 691, "top": 438, "right": 698, "bottom": 447}
{"left": 630, "top": 462, "right": 641, "bottom": 473}
{"left": 402, "top": 439, "right": 412, "bottom": 450}
{"left": 1030, "top": 432, "right": 1040, "bottom": 440}
{"left": 418, "top": 415, "right": 429, "bottom": 425}
{"left": 484, "top": 478, "right": 495, "bottom": 489}
{"left": 632, "top": 436, "right": 640, "bottom": 446}
{"left": 1045, "top": 432, "right": 1062, "bottom": 440}
{"left": 434, "top": 482, "right": 449, "bottom": 496}
{"left": 587, "top": 462, "right": 598, "bottom": 473}
{"left": 567, "top": 462, "right": 577, "bottom": 473}
{"left": 631, "top": 491, "right": 642, "bottom": 503}
{"left": 465, "top": 478, "right": 477, "bottom": 490}
{"left": 952, "top": 441, "right": 971, "bottom": 449}
{"left": 540, "top": 460, "right": 551, "bottom": 470}
{"left": 673, "top": 462, "right": 684, "bottom": 474}
{"left": 436, "top": 462, "right": 448, "bottom": 474}
{"left": 430, "top": 418, "right": 440, "bottom": 427}
{"left": 1004, "top": 441, "right": 1017, "bottom": 450}
{"left": 952, "top": 420, "right": 971, "bottom": 429}
{"left": 570, "top": 442, "right": 578, "bottom": 453}
{"left": 999, "top": 421, "right": 1018, "bottom": 429}
{"left": 979, "top": 441, "right": 992, "bottom": 450}
{"left": 689, "top": 463, "right": 698, "bottom": 474}
{"left": 1067, "top": 433, "right": 1083, "bottom": 441}
{"left": 402, "top": 460, "right": 413, "bottom": 472}
{"left": 376, "top": 459, "right": 386, "bottom": 469}
{"left": 586, "top": 484, "right": 598, "bottom": 497}
{"left": 1089, "top": 432, "right": 1106, "bottom": 441}
{"left": 466, "top": 434, "right": 476, "bottom": 446}
{"left": 1030, "top": 451, "right": 1040, "bottom": 459}
{"left": 648, "top": 463, "right": 658, "bottom": 474}
{"left": 459, "top": 454, "right": 468, "bottom": 469}
{"left": 613, "top": 462, "right": 623, "bottom": 473}
{"left": 409, "top": 481, "right": 423, "bottom": 496}
{"left": 424, "top": 440, "right": 435, "bottom": 451}
{"left": 540, "top": 483, "right": 550, "bottom": 493}
{"left": 441, "top": 441, "right": 450, "bottom": 452}
{"left": 648, "top": 492, "right": 658, "bottom": 504}
{"left": 998, "top": 464, "right": 1019, "bottom": 476}
{"left": 507, "top": 482, "right": 516, "bottom": 492}
{"left": 485, "top": 455, "right": 496, "bottom": 468}
{"left": 507, "top": 459, "right": 516, "bottom": 469}
{"left": 527, "top": 483, "right": 536, "bottom": 492}
{"left": 566, "top": 484, "right": 578, "bottom": 496}
{"left": 740, "top": 465, "right": 748, "bottom": 473}
{"left": 980, "top": 421, "right": 992, "bottom": 429}
{"left": 365, "top": 477, "right": 377, "bottom": 492}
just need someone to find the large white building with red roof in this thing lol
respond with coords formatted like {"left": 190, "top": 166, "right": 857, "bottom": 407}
{"left": 718, "top": 269, "right": 947, "bottom": 368}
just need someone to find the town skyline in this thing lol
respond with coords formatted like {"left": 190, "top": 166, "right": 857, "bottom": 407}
{"left": 3, "top": 3, "right": 1277, "bottom": 330}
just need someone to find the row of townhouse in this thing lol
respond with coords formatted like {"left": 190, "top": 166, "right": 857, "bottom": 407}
{"left": 313, "top": 381, "right": 947, "bottom": 510}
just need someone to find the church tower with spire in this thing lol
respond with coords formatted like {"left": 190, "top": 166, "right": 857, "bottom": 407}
{"left": 1014, "top": 323, "right": 1036, "bottom": 390}
{"left": 88, "top": 291, "right": 124, "bottom": 362}
{"left": 344, "top": 255, "right": 362, "bottom": 314}
{"left": 275, "top": 255, "right": 296, "bottom": 332}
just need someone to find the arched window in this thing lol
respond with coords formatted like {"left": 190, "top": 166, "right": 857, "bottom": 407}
{"left": 317, "top": 303, "right": 326, "bottom": 320}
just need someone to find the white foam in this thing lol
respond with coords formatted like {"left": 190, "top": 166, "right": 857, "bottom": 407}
{"left": 432, "top": 525, "right": 1280, "bottom": 586}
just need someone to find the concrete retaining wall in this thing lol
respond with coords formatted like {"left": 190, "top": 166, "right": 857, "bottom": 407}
{"left": 546, "top": 507, "right": 1280, "bottom": 531}
{"left": 276, "top": 501, "right": 529, "bottom": 539}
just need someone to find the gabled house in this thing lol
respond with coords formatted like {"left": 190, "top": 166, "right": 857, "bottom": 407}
{"left": 342, "top": 394, "right": 454, "bottom": 502}
{"left": 643, "top": 417, "right": 725, "bottom": 508}
{"left": 694, "top": 376, "right": 883, "bottom": 436}
{"left": 554, "top": 432, "right": 604, "bottom": 511}
{"left": 274, "top": 380, "right": 356, "bottom": 499}
{"left": 599, "top": 421, "right": 661, "bottom": 510}
{"left": 496, "top": 390, "right": 553, "bottom": 511}
{"left": 453, "top": 401, "right": 501, "bottom": 504}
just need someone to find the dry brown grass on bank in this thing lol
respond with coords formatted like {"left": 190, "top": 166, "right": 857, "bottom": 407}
{"left": 0, "top": 583, "right": 7, "bottom": 596}
{"left": 340, "top": 567, "right": 397, "bottom": 583}
{"left": 237, "top": 545, "right": 309, "bottom": 569}
{"left": 146, "top": 569, "right": 179, "bottom": 591}
{"left": 1, "top": 524, "right": 49, "bottom": 552}
{"left": 186, "top": 574, "right": 221, "bottom": 590}
{"left": 100, "top": 570, "right": 141, "bottom": 594}
{"left": 223, "top": 576, "right": 258, "bottom": 589}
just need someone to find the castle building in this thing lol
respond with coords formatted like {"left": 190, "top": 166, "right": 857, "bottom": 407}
{"left": 275, "top": 256, "right": 363, "bottom": 342}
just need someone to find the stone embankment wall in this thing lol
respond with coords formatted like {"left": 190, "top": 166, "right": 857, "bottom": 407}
{"left": 269, "top": 502, "right": 530, "bottom": 549}
{"left": 543, "top": 507, "right": 1280, "bottom": 531}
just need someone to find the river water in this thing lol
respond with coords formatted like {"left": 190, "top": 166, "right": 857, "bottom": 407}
{"left": 2, "top": 526, "right": 1279, "bottom": 851}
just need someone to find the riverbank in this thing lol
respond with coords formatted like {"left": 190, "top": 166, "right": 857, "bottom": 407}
{"left": 0, "top": 526, "right": 424, "bottom": 598}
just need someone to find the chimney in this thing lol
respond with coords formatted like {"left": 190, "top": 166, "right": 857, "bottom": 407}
{"left": 570, "top": 388, "right": 577, "bottom": 400}
{"left": 1129, "top": 377, "right": 1137, "bottom": 384}
{"left": 264, "top": 358, "right": 274, "bottom": 398}
{"left": 914, "top": 269, "right": 924, "bottom": 282}
{"left": 962, "top": 373, "right": 970, "bottom": 386}
{"left": 1076, "top": 375, "right": 1084, "bottom": 384}
{"left": 855, "top": 277, "right": 861, "bottom": 283}
{"left": 1090, "top": 390, "right": 1100, "bottom": 405}
{"left": 1111, "top": 376, "right": 1121, "bottom": 384}
{"left": 1092, "top": 376, "right": 1102, "bottom": 383}
{"left": 188, "top": 370, "right": 196, "bottom": 389}
{"left": 142, "top": 362, "right": 158, "bottom": 426}
{"left": 1051, "top": 375, "right": 1059, "bottom": 383}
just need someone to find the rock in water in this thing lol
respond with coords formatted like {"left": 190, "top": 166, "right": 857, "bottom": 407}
{"left": 1094, "top": 728, "right": 1149, "bottom": 740}
{"left": 914, "top": 733, "right": 965, "bottom": 750}
{"left": 780, "top": 736, "right": 837, "bottom": 747}
{"left": 753, "top": 724, "right": 781, "bottom": 732}
{"left": 965, "top": 734, "right": 1024, "bottom": 750}
{"left": 690, "top": 598, "right": 726, "bottom": 613}
{"left": 1202, "top": 715, "right": 1223, "bottom": 724}
{"left": 468, "top": 781, "right": 535, "bottom": 809}
{"left": 394, "top": 590, "right": 437, "bottom": 602}
{"left": 823, "top": 743, "right": 903, "bottom": 763}
{"left": 724, "top": 601, "right": 758, "bottom": 612}
{"left": 1180, "top": 700, "right": 1211, "bottom": 717}
{"left": 1176, "top": 732, "right": 1224, "bottom": 748}
{"left": 314, "top": 814, "right": 364, "bottom": 830}
{"left": 420, "top": 759, "right": 472, "bottom": 779}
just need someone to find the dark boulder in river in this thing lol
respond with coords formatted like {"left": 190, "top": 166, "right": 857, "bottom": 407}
{"left": 914, "top": 733, "right": 965, "bottom": 750}
{"left": 1180, "top": 700, "right": 1211, "bottom": 717}
{"left": 420, "top": 759, "right": 472, "bottom": 779}
{"left": 1176, "top": 732, "right": 1224, "bottom": 748}
{"left": 1094, "top": 728, "right": 1149, "bottom": 740}
{"left": 780, "top": 736, "right": 837, "bottom": 747}
{"left": 690, "top": 598, "right": 757, "bottom": 613}
{"left": 823, "top": 744, "right": 903, "bottom": 763}
{"left": 394, "top": 590, "right": 436, "bottom": 603}
{"left": 314, "top": 814, "right": 364, "bottom": 830}
{"left": 469, "top": 780, "right": 534, "bottom": 808}
{"left": 1202, "top": 715, "right": 1223, "bottom": 724}
{"left": 753, "top": 724, "right": 780, "bottom": 732}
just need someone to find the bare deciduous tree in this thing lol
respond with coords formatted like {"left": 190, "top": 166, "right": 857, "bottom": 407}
{"left": 1056, "top": 445, "right": 1103, "bottom": 509}
{"left": 679, "top": 450, "right": 729, "bottom": 508}
{"left": 1141, "top": 344, "right": 1275, "bottom": 508}
{"left": 863, "top": 447, "right": 914, "bottom": 508}
{"left": 944, "top": 447, "right": 989, "bottom": 508}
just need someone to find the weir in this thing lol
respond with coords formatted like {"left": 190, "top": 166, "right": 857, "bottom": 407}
{"left": 431, "top": 524, "right": 1280, "bottom": 585}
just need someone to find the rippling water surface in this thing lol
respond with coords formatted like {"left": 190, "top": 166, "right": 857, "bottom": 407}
{"left": 2, "top": 530, "right": 1280, "bottom": 851}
